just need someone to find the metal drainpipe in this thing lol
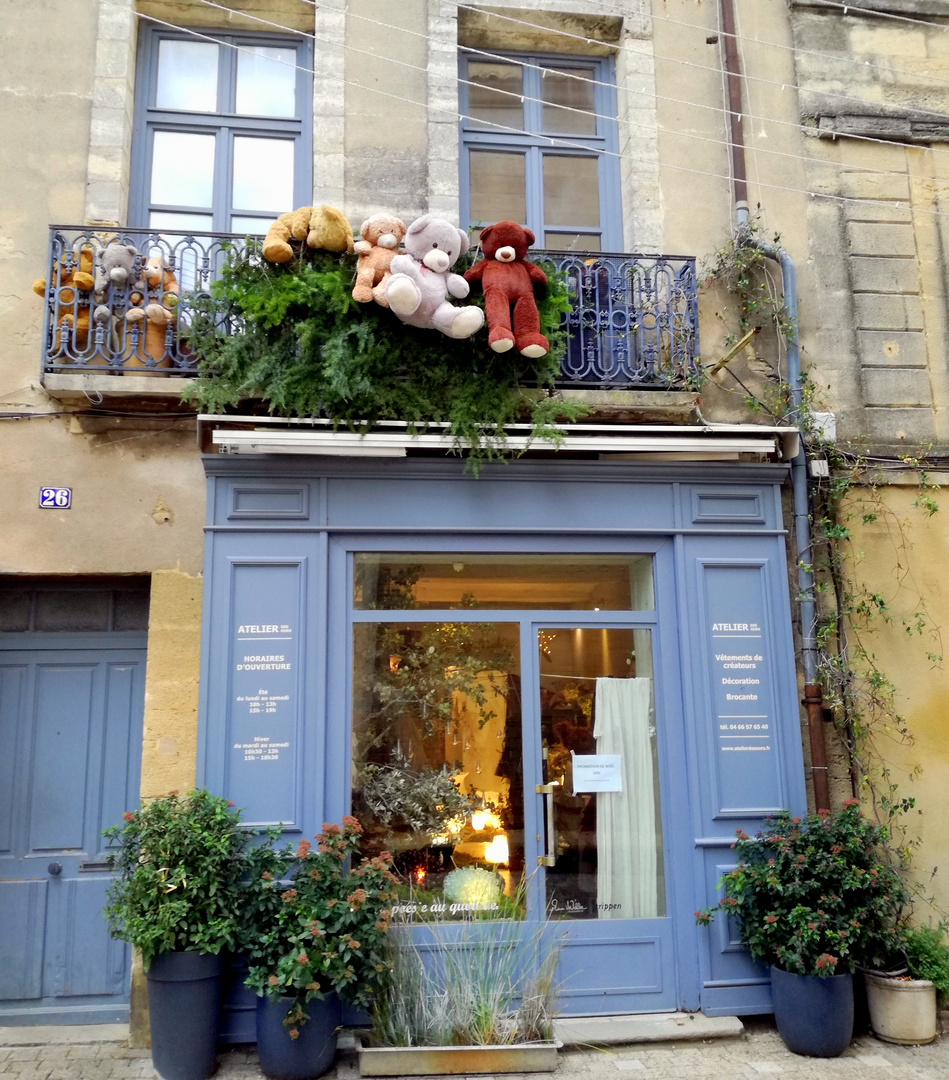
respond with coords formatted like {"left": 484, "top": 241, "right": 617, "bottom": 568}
{"left": 720, "top": 0, "right": 830, "bottom": 810}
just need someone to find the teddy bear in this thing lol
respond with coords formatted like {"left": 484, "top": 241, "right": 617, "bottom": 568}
{"left": 122, "top": 257, "right": 179, "bottom": 373}
{"left": 93, "top": 241, "right": 139, "bottom": 305}
{"left": 262, "top": 205, "right": 355, "bottom": 263}
{"left": 33, "top": 247, "right": 96, "bottom": 352}
{"left": 92, "top": 241, "right": 146, "bottom": 340}
{"left": 351, "top": 213, "right": 406, "bottom": 306}
{"left": 383, "top": 215, "right": 485, "bottom": 339}
{"left": 464, "top": 221, "right": 549, "bottom": 358}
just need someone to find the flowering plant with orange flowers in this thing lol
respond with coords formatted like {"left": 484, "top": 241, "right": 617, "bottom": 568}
{"left": 239, "top": 817, "right": 397, "bottom": 1035}
{"left": 695, "top": 801, "right": 907, "bottom": 977}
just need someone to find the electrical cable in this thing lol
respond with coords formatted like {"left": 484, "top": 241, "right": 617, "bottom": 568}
{"left": 128, "top": 6, "right": 949, "bottom": 222}
{"left": 174, "top": 0, "right": 949, "bottom": 187}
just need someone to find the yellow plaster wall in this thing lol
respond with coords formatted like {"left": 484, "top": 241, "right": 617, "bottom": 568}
{"left": 139, "top": 569, "right": 203, "bottom": 798}
{"left": 844, "top": 481, "right": 949, "bottom": 920}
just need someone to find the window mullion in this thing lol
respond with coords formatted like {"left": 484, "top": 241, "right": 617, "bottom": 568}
{"left": 215, "top": 128, "right": 234, "bottom": 233}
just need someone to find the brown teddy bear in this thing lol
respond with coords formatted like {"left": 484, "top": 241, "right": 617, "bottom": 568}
{"left": 262, "top": 205, "right": 354, "bottom": 263}
{"left": 33, "top": 247, "right": 96, "bottom": 352}
{"left": 352, "top": 214, "right": 406, "bottom": 306}
{"left": 123, "top": 257, "right": 179, "bottom": 373}
{"left": 464, "top": 221, "right": 549, "bottom": 358}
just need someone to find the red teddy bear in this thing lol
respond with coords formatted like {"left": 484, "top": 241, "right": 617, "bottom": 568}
{"left": 464, "top": 221, "right": 549, "bottom": 358}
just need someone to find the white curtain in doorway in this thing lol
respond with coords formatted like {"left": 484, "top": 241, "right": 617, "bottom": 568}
{"left": 593, "top": 677, "right": 657, "bottom": 919}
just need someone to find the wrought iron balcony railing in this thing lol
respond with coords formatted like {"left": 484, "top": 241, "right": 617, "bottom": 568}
{"left": 38, "top": 228, "right": 699, "bottom": 388}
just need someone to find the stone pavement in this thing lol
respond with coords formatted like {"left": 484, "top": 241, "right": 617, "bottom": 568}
{"left": 1, "top": 1019, "right": 948, "bottom": 1080}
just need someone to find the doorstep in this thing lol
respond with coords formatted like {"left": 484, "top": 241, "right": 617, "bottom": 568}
{"left": 553, "top": 1012, "right": 743, "bottom": 1046}
{"left": 0, "top": 1024, "right": 129, "bottom": 1046}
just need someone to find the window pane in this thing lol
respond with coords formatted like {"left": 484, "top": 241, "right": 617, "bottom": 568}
{"left": 156, "top": 40, "right": 219, "bottom": 112}
{"left": 469, "top": 150, "right": 526, "bottom": 227}
{"left": 151, "top": 131, "right": 215, "bottom": 208}
{"left": 544, "top": 232, "right": 601, "bottom": 252}
{"left": 231, "top": 216, "right": 270, "bottom": 235}
{"left": 354, "top": 554, "right": 655, "bottom": 611}
{"left": 149, "top": 212, "right": 215, "bottom": 233}
{"left": 542, "top": 67, "right": 596, "bottom": 136}
{"left": 467, "top": 61, "right": 523, "bottom": 132}
{"left": 232, "top": 137, "right": 294, "bottom": 212}
{"left": 113, "top": 588, "right": 150, "bottom": 631}
{"left": 539, "top": 628, "right": 665, "bottom": 920}
{"left": 0, "top": 588, "right": 31, "bottom": 631}
{"left": 236, "top": 47, "right": 297, "bottom": 117}
{"left": 34, "top": 589, "right": 111, "bottom": 632}
{"left": 351, "top": 621, "right": 524, "bottom": 923}
{"left": 544, "top": 155, "right": 599, "bottom": 228}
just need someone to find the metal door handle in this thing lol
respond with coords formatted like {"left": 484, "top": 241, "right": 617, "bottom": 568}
{"left": 536, "top": 783, "right": 559, "bottom": 867}
{"left": 47, "top": 862, "right": 62, "bottom": 876}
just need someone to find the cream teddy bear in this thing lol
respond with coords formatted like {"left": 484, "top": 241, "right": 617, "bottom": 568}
{"left": 352, "top": 214, "right": 406, "bottom": 307}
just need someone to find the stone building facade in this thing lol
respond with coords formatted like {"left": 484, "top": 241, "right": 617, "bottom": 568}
{"left": 2, "top": 0, "right": 948, "bottom": 1035}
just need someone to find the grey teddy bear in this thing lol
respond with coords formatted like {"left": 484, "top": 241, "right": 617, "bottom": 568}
{"left": 384, "top": 215, "right": 484, "bottom": 339}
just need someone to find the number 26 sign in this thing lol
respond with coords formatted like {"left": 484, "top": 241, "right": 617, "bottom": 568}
{"left": 39, "top": 487, "right": 71, "bottom": 509}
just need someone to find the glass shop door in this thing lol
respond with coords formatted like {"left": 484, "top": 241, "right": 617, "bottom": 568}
{"left": 529, "top": 621, "right": 677, "bottom": 1013}
{"left": 346, "top": 548, "right": 680, "bottom": 1014}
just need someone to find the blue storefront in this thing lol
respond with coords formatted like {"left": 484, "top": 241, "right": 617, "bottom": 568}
{"left": 198, "top": 446, "right": 806, "bottom": 1029}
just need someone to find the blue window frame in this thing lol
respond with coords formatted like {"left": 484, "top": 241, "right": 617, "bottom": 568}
{"left": 459, "top": 51, "right": 621, "bottom": 252}
{"left": 129, "top": 27, "right": 313, "bottom": 234}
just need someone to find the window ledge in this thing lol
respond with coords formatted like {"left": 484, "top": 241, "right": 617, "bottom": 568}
{"left": 555, "top": 389, "right": 700, "bottom": 425}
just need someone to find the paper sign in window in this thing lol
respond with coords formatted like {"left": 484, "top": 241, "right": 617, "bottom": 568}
{"left": 571, "top": 753, "right": 623, "bottom": 793}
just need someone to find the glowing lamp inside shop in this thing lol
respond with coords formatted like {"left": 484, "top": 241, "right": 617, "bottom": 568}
{"left": 484, "top": 834, "right": 510, "bottom": 866}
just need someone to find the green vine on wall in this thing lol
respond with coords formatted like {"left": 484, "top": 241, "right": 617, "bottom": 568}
{"left": 706, "top": 223, "right": 944, "bottom": 914}
{"left": 182, "top": 243, "right": 579, "bottom": 467}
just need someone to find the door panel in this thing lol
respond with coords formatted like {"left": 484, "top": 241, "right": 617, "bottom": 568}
{"left": 0, "top": 881, "right": 47, "bottom": 1000}
{"left": 0, "top": 639, "right": 145, "bottom": 1024}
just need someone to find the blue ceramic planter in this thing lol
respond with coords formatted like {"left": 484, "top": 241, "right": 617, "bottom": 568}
{"left": 256, "top": 992, "right": 342, "bottom": 1080}
{"left": 146, "top": 951, "right": 222, "bottom": 1080}
{"left": 770, "top": 966, "right": 854, "bottom": 1057}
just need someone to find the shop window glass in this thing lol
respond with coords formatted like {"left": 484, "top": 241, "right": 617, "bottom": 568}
{"left": 354, "top": 553, "right": 654, "bottom": 611}
{"left": 351, "top": 619, "right": 525, "bottom": 922}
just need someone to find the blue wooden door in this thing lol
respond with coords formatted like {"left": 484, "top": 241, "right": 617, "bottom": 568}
{"left": 0, "top": 634, "right": 145, "bottom": 1024}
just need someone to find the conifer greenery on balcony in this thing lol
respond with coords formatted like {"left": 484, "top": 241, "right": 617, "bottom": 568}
{"left": 183, "top": 243, "right": 578, "bottom": 460}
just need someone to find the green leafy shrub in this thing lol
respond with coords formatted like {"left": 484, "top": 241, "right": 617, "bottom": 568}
{"left": 695, "top": 801, "right": 907, "bottom": 977}
{"left": 902, "top": 924, "right": 949, "bottom": 1002}
{"left": 103, "top": 789, "right": 249, "bottom": 969}
{"left": 239, "top": 817, "right": 396, "bottom": 1036}
{"left": 183, "top": 243, "right": 577, "bottom": 463}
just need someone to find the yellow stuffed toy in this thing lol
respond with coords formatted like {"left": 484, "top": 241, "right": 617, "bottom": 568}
{"left": 123, "top": 257, "right": 179, "bottom": 373}
{"left": 262, "top": 205, "right": 354, "bottom": 263}
{"left": 33, "top": 247, "right": 96, "bottom": 352}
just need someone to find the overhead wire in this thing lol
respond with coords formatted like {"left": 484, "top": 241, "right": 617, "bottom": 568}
{"left": 458, "top": 0, "right": 949, "bottom": 89}
{"left": 127, "top": 3, "right": 949, "bottom": 222}
{"left": 177, "top": 0, "right": 949, "bottom": 191}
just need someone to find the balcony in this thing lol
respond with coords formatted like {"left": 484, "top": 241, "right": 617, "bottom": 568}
{"left": 38, "top": 227, "right": 699, "bottom": 392}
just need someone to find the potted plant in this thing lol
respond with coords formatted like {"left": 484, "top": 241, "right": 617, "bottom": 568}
{"left": 360, "top": 918, "right": 562, "bottom": 1076}
{"left": 103, "top": 789, "right": 249, "bottom": 1080}
{"left": 696, "top": 800, "right": 907, "bottom": 1058}
{"left": 864, "top": 923, "right": 949, "bottom": 1044}
{"left": 238, "top": 817, "right": 396, "bottom": 1080}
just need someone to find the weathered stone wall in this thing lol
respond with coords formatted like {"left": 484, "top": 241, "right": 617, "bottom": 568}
{"left": 790, "top": 1, "right": 949, "bottom": 451}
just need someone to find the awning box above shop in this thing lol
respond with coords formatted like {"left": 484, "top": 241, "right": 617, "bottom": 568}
{"left": 198, "top": 415, "right": 800, "bottom": 462}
